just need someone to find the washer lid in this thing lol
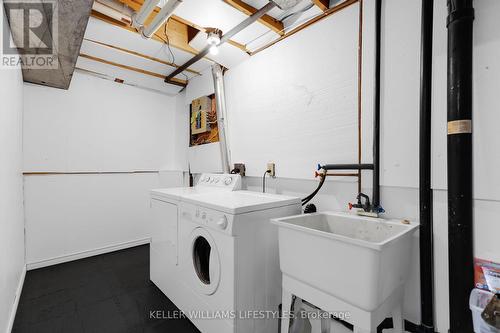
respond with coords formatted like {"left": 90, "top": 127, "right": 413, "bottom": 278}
{"left": 182, "top": 190, "right": 301, "bottom": 215}
{"left": 150, "top": 186, "right": 236, "bottom": 202}
{"left": 150, "top": 187, "right": 202, "bottom": 202}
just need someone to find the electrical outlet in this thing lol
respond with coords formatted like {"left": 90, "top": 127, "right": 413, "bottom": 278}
{"left": 267, "top": 163, "right": 276, "bottom": 177}
{"left": 233, "top": 163, "right": 246, "bottom": 176}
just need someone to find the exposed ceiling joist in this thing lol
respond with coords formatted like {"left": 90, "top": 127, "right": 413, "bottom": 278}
{"left": 222, "top": 0, "right": 284, "bottom": 36}
{"left": 83, "top": 38, "right": 201, "bottom": 75}
{"left": 165, "top": 1, "right": 277, "bottom": 84}
{"left": 171, "top": 15, "right": 248, "bottom": 53}
{"left": 311, "top": 0, "right": 330, "bottom": 12}
{"left": 118, "top": 0, "right": 247, "bottom": 52}
{"left": 90, "top": 10, "right": 197, "bottom": 56}
{"left": 80, "top": 53, "right": 187, "bottom": 87}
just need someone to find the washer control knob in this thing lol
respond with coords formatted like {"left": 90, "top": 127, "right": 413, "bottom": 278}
{"left": 216, "top": 216, "right": 228, "bottom": 230}
{"left": 201, "top": 212, "right": 206, "bottom": 220}
{"left": 224, "top": 177, "right": 233, "bottom": 185}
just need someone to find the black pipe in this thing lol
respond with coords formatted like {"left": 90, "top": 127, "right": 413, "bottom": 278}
{"left": 372, "top": 0, "right": 381, "bottom": 209}
{"left": 320, "top": 163, "right": 374, "bottom": 170}
{"left": 418, "top": 1, "right": 436, "bottom": 332}
{"left": 446, "top": 1, "right": 474, "bottom": 332}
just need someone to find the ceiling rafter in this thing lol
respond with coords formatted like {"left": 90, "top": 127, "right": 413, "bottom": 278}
{"left": 222, "top": 0, "right": 284, "bottom": 36}
{"left": 80, "top": 53, "right": 187, "bottom": 86}
{"left": 311, "top": 0, "right": 330, "bottom": 12}
{"left": 83, "top": 37, "right": 201, "bottom": 75}
{"left": 171, "top": 14, "right": 248, "bottom": 53}
{"left": 90, "top": 10, "right": 198, "bottom": 56}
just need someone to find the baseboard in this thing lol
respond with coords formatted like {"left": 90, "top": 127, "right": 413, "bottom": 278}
{"left": 26, "top": 238, "right": 151, "bottom": 270}
{"left": 7, "top": 265, "right": 26, "bottom": 333}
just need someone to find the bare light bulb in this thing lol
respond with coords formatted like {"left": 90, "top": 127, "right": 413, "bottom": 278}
{"left": 209, "top": 45, "right": 219, "bottom": 55}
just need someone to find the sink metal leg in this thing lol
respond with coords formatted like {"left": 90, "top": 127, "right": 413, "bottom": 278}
{"left": 281, "top": 289, "right": 293, "bottom": 333}
{"left": 392, "top": 305, "right": 404, "bottom": 333}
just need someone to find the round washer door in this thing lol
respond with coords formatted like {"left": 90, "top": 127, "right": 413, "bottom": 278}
{"left": 190, "top": 227, "right": 221, "bottom": 295}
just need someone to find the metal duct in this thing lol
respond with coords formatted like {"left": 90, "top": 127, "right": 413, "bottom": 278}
{"left": 141, "top": 0, "right": 182, "bottom": 38}
{"left": 271, "top": 0, "right": 302, "bottom": 10}
{"left": 132, "top": 0, "right": 160, "bottom": 28}
{"left": 211, "top": 64, "right": 231, "bottom": 174}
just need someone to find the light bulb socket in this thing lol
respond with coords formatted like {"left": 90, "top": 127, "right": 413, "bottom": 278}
{"left": 207, "top": 29, "right": 222, "bottom": 46}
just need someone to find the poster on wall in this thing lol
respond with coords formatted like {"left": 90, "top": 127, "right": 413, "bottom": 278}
{"left": 190, "top": 94, "right": 219, "bottom": 146}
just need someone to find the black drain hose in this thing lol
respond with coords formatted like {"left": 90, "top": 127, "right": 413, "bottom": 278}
{"left": 302, "top": 174, "right": 326, "bottom": 206}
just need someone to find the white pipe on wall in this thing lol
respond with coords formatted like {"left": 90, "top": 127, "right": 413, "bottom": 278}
{"left": 211, "top": 64, "right": 231, "bottom": 174}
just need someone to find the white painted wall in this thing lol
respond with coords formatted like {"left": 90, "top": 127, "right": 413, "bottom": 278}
{"left": 0, "top": 6, "right": 26, "bottom": 332}
{"left": 183, "top": 0, "right": 500, "bottom": 331}
{"left": 23, "top": 72, "right": 180, "bottom": 267}
{"left": 225, "top": 5, "right": 359, "bottom": 179}
{"left": 184, "top": 68, "right": 225, "bottom": 173}
{"left": 23, "top": 72, "right": 175, "bottom": 172}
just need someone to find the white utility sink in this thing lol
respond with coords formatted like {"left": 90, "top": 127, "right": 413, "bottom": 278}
{"left": 272, "top": 212, "right": 418, "bottom": 312}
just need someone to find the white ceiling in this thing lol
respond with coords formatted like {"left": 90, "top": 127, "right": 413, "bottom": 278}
{"left": 77, "top": 0, "right": 338, "bottom": 94}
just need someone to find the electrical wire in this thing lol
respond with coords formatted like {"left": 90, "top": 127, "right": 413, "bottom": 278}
{"left": 262, "top": 170, "right": 271, "bottom": 193}
{"left": 163, "top": 21, "right": 189, "bottom": 82}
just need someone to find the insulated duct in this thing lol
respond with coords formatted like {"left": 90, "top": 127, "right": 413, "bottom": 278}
{"left": 212, "top": 64, "right": 231, "bottom": 174}
{"left": 446, "top": 0, "right": 474, "bottom": 332}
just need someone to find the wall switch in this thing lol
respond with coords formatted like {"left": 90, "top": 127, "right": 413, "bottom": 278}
{"left": 267, "top": 163, "right": 276, "bottom": 177}
{"left": 233, "top": 163, "right": 246, "bottom": 176}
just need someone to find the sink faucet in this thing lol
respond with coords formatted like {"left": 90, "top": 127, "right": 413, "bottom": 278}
{"left": 349, "top": 192, "right": 371, "bottom": 212}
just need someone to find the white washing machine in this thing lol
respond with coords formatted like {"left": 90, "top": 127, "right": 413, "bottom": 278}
{"left": 177, "top": 190, "right": 301, "bottom": 333}
{"left": 149, "top": 174, "right": 241, "bottom": 300}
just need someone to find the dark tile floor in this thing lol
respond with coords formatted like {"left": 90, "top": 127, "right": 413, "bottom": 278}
{"left": 13, "top": 245, "right": 200, "bottom": 333}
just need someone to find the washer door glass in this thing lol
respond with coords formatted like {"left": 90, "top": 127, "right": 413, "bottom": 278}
{"left": 190, "top": 228, "right": 220, "bottom": 295}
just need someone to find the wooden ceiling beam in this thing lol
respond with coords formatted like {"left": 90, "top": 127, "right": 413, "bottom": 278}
{"left": 90, "top": 10, "right": 198, "bottom": 56}
{"left": 312, "top": 0, "right": 330, "bottom": 12}
{"left": 222, "top": 0, "right": 284, "bottom": 36}
{"left": 79, "top": 53, "right": 187, "bottom": 87}
{"left": 83, "top": 38, "right": 201, "bottom": 75}
{"left": 171, "top": 14, "right": 248, "bottom": 52}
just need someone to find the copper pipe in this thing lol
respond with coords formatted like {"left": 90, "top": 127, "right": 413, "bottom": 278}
{"left": 325, "top": 172, "right": 360, "bottom": 177}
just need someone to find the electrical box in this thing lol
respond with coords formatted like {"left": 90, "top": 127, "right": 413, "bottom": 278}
{"left": 267, "top": 163, "right": 276, "bottom": 177}
{"left": 191, "top": 96, "right": 211, "bottom": 135}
